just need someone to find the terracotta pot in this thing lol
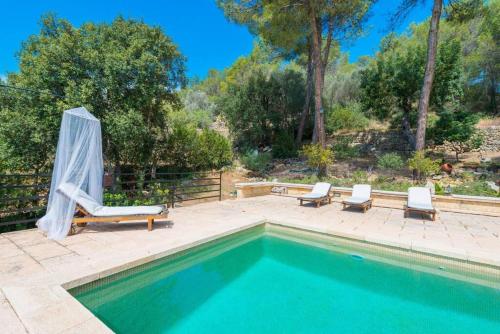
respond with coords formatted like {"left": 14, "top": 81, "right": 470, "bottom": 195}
{"left": 441, "top": 163, "right": 453, "bottom": 174}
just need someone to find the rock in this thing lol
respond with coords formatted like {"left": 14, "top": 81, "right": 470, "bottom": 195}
{"left": 486, "top": 181, "right": 499, "bottom": 192}
{"left": 425, "top": 181, "right": 436, "bottom": 195}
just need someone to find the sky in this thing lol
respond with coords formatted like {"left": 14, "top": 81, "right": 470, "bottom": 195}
{"left": 0, "top": 0, "right": 432, "bottom": 79}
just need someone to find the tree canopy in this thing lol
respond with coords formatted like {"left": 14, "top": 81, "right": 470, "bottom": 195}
{"left": 0, "top": 14, "right": 186, "bottom": 172}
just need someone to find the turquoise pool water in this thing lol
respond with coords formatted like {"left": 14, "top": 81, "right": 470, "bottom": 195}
{"left": 71, "top": 229, "right": 500, "bottom": 333}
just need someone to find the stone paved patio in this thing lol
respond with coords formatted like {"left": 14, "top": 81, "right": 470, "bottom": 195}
{"left": 1, "top": 195, "right": 499, "bottom": 333}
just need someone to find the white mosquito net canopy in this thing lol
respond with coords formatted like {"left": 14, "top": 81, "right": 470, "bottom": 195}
{"left": 37, "top": 107, "right": 103, "bottom": 239}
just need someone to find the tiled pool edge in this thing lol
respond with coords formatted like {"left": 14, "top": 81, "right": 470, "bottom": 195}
{"left": 60, "top": 221, "right": 266, "bottom": 290}
{"left": 265, "top": 222, "right": 500, "bottom": 289}
{"left": 68, "top": 221, "right": 500, "bottom": 294}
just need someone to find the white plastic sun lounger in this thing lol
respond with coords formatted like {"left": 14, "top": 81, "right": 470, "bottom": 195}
{"left": 57, "top": 182, "right": 168, "bottom": 231}
{"left": 404, "top": 187, "right": 436, "bottom": 221}
{"left": 297, "top": 182, "right": 332, "bottom": 208}
{"left": 342, "top": 184, "right": 373, "bottom": 212}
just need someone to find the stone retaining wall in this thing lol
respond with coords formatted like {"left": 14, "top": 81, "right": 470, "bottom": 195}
{"left": 235, "top": 182, "right": 500, "bottom": 216}
{"left": 335, "top": 126, "right": 500, "bottom": 153}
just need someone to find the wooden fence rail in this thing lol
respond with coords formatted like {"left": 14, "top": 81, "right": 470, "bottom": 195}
{"left": 0, "top": 171, "right": 223, "bottom": 232}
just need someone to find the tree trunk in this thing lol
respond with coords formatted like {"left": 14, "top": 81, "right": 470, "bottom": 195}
{"left": 296, "top": 43, "right": 314, "bottom": 145}
{"left": 415, "top": 0, "right": 443, "bottom": 151}
{"left": 401, "top": 111, "right": 416, "bottom": 149}
{"left": 309, "top": 7, "right": 326, "bottom": 148}
{"left": 489, "top": 76, "right": 498, "bottom": 115}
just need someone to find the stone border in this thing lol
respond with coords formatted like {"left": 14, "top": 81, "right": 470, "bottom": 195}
{"left": 236, "top": 182, "right": 500, "bottom": 216}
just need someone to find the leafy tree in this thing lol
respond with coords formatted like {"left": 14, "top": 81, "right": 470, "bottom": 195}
{"left": 430, "top": 110, "right": 483, "bottom": 161}
{"left": 301, "top": 144, "right": 334, "bottom": 177}
{"left": 217, "top": 0, "right": 373, "bottom": 147}
{"left": 219, "top": 67, "right": 305, "bottom": 150}
{"left": 323, "top": 53, "right": 364, "bottom": 108}
{"left": 0, "top": 14, "right": 186, "bottom": 173}
{"left": 325, "top": 102, "right": 369, "bottom": 133}
{"left": 197, "top": 130, "right": 233, "bottom": 170}
{"left": 360, "top": 32, "right": 463, "bottom": 146}
{"left": 390, "top": 0, "right": 445, "bottom": 151}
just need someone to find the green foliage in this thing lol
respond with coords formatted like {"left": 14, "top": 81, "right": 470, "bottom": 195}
{"left": 430, "top": 109, "right": 483, "bottom": 160}
{"left": 220, "top": 65, "right": 305, "bottom": 149}
{"left": 164, "top": 125, "right": 232, "bottom": 171}
{"left": 241, "top": 151, "right": 272, "bottom": 173}
{"left": 179, "top": 89, "right": 216, "bottom": 128}
{"left": 360, "top": 31, "right": 463, "bottom": 128}
{"left": 164, "top": 124, "right": 199, "bottom": 170}
{"left": 377, "top": 153, "right": 404, "bottom": 171}
{"left": 332, "top": 136, "right": 360, "bottom": 160}
{"left": 0, "top": 14, "right": 186, "bottom": 172}
{"left": 272, "top": 131, "right": 298, "bottom": 158}
{"left": 325, "top": 103, "right": 369, "bottom": 133}
{"left": 197, "top": 130, "right": 233, "bottom": 170}
{"left": 407, "top": 151, "right": 440, "bottom": 178}
{"left": 452, "top": 181, "right": 499, "bottom": 197}
{"left": 323, "top": 54, "right": 362, "bottom": 108}
{"left": 352, "top": 170, "right": 368, "bottom": 184}
{"left": 301, "top": 144, "right": 334, "bottom": 173}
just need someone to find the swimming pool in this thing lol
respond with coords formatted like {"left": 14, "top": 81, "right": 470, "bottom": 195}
{"left": 70, "top": 225, "right": 500, "bottom": 333}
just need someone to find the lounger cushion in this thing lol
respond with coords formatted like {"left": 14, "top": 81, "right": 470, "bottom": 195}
{"left": 408, "top": 187, "right": 434, "bottom": 211}
{"left": 311, "top": 182, "right": 332, "bottom": 196}
{"left": 93, "top": 205, "right": 164, "bottom": 217}
{"left": 57, "top": 182, "right": 164, "bottom": 217}
{"left": 300, "top": 193, "right": 327, "bottom": 200}
{"left": 344, "top": 196, "right": 370, "bottom": 204}
{"left": 351, "top": 184, "right": 371, "bottom": 200}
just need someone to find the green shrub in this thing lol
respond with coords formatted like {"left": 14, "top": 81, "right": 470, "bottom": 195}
{"left": 325, "top": 103, "right": 369, "bottom": 134}
{"left": 452, "top": 181, "right": 499, "bottom": 197}
{"left": 165, "top": 124, "right": 199, "bottom": 170}
{"left": 408, "top": 151, "right": 440, "bottom": 179}
{"left": 377, "top": 153, "right": 404, "bottom": 171}
{"left": 352, "top": 170, "right": 368, "bottom": 184}
{"left": 332, "top": 136, "right": 360, "bottom": 160}
{"left": 430, "top": 110, "right": 482, "bottom": 161}
{"left": 272, "top": 131, "right": 298, "bottom": 158}
{"left": 301, "top": 144, "right": 334, "bottom": 176}
{"left": 241, "top": 151, "right": 272, "bottom": 172}
{"left": 197, "top": 130, "right": 233, "bottom": 170}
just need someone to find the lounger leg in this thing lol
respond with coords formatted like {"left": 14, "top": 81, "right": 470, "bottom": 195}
{"left": 432, "top": 212, "right": 436, "bottom": 221}
{"left": 148, "top": 218, "right": 154, "bottom": 231}
{"left": 300, "top": 199, "right": 303, "bottom": 206}
{"left": 329, "top": 198, "right": 331, "bottom": 204}
{"left": 316, "top": 201, "right": 320, "bottom": 208}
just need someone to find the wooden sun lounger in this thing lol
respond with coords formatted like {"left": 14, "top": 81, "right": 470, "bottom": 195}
{"left": 299, "top": 195, "right": 332, "bottom": 208}
{"left": 403, "top": 205, "right": 436, "bottom": 221}
{"left": 72, "top": 205, "right": 169, "bottom": 231}
{"left": 342, "top": 199, "right": 373, "bottom": 213}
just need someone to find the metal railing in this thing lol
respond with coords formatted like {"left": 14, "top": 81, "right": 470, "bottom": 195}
{"left": 0, "top": 171, "right": 223, "bottom": 232}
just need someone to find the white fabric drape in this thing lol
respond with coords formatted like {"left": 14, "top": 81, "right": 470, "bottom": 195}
{"left": 37, "top": 107, "right": 103, "bottom": 239}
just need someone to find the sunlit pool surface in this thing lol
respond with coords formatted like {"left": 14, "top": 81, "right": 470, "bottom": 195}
{"left": 70, "top": 227, "right": 500, "bottom": 333}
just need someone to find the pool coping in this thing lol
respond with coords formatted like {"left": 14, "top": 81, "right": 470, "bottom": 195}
{"left": 2, "top": 218, "right": 499, "bottom": 333}
{"left": 60, "top": 220, "right": 500, "bottom": 291}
